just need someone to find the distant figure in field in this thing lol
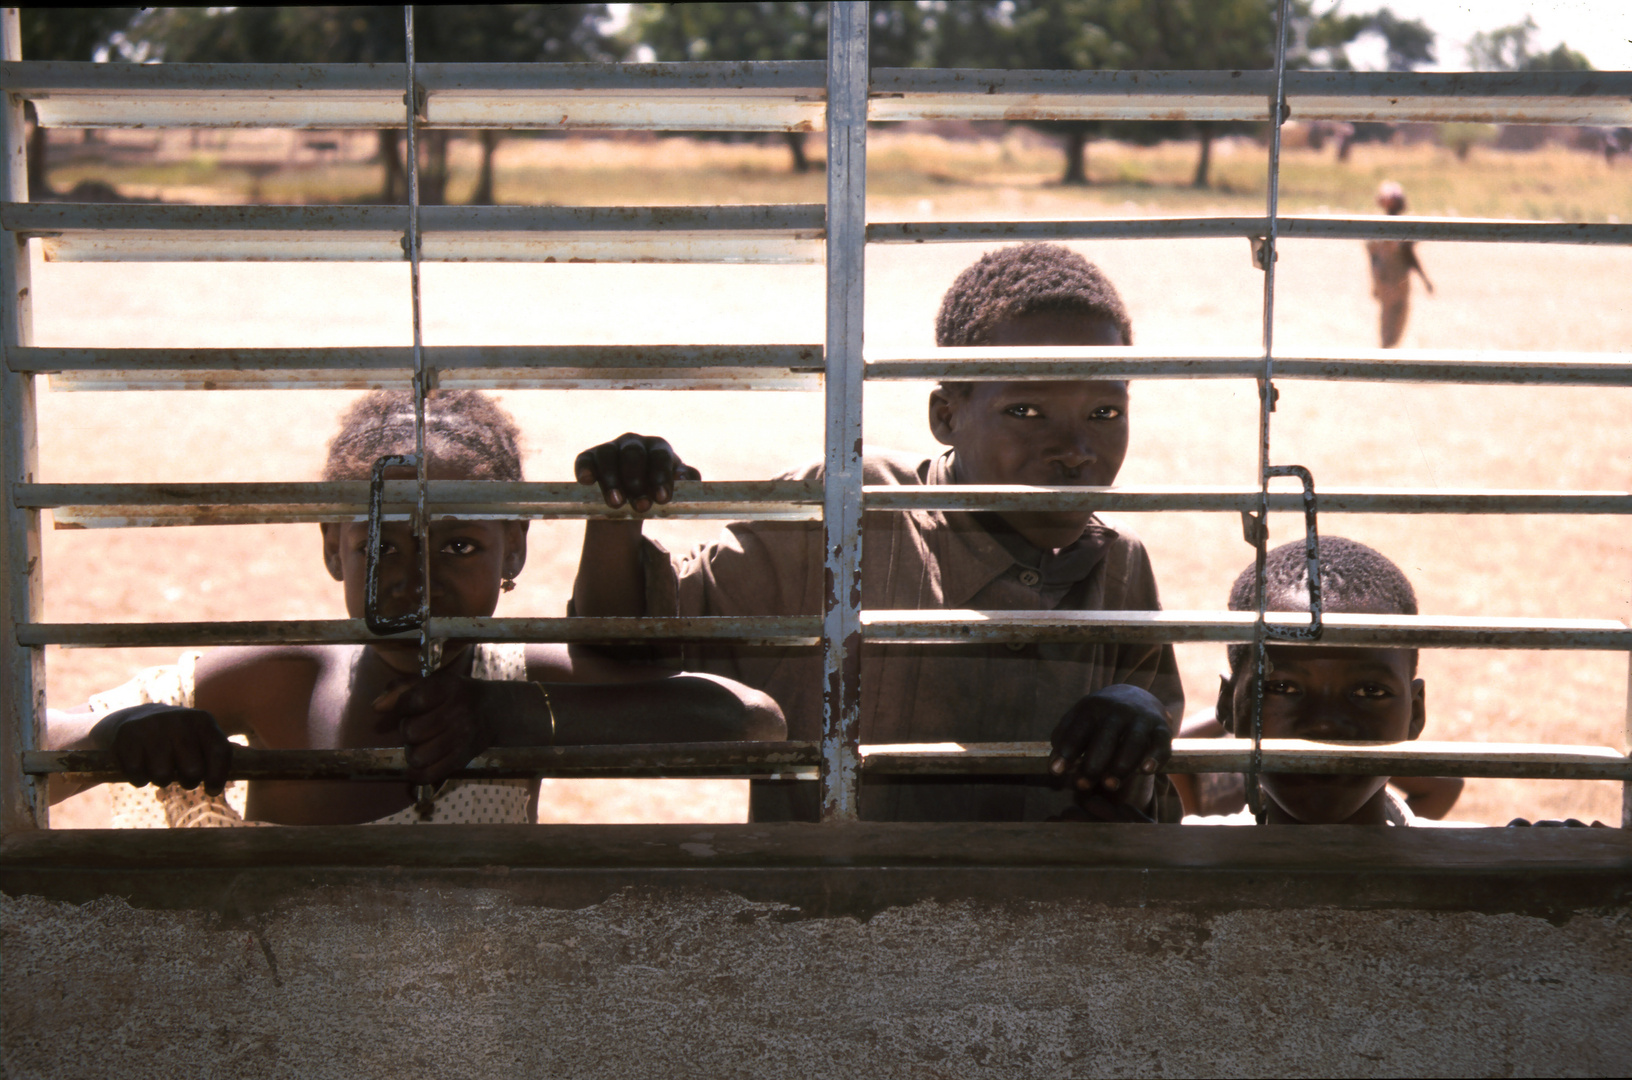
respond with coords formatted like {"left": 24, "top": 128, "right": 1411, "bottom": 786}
{"left": 1366, "top": 181, "right": 1433, "bottom": 348}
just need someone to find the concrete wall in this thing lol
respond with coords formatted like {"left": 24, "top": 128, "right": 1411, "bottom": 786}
{"left": 5, "top": 824, "right": 1631, "bottom": 1079}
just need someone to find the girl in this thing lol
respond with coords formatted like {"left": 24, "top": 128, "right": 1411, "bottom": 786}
{"left": 44, "top": 390, "right": 784, "bottom": 827}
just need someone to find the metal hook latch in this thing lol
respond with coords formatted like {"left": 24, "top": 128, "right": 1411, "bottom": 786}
{"left": 364, "top": 453, "right": 422, "bottom": 636}
{"left": 1262, "top": 464, "right": 1322, "bottom": 642}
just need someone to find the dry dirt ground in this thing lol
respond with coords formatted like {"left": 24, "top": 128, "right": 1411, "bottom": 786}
{"left": 35, "top": 188, "right": 1632, "bottom": 828}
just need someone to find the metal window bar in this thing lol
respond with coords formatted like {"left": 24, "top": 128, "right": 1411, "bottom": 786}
{"left": 11, "top": 346, "right": 1632, "bottom": 392}
{"left": 5, "top": 62, "right": 1628, "bottom": 129}
{"left": 14, "top": 482, "right": 1632, "bottom": 530}
{"left": 2, "top": 5, "right": 1631, "bottom": 829}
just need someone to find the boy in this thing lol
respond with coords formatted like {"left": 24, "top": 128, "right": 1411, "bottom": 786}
{"left": 1200, "top": 535, "right": 1434, "bottom": 826}
{"left": 1366, "top": 180, "right": 1433, "bottom": 348}
{"left": 573, "top": 244, "right": 1182, "bottom": 822}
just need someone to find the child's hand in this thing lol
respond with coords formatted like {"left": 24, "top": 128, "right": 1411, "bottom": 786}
{"left": 101, "top": 704, "right": 233, "bottom": 795}
{"left": 374, "top": 667, "right": 488, "bottom": 786}
{"left": 1048, "top": 684, "right": 1172, "bottom": 802}
{"left": 574, "top": 432, "right": 701, "bottom": 512}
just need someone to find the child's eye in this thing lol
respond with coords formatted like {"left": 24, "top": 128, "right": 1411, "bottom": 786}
{"left": 1091, "top": 405, "right": 1125, "bottom": 421}
{"left": 363, "top": 540, "right": 399, "bottom": 557}
{"left": 1354, "top": 683, "right": 1393, "bottom": 699}
{"left": 1264, "top": 679, "right": 1300, "bottom": 695}
{"left": 1003, "top": 404, "right": 1043, "bottom": 419}
{"left": 442, "top": 538, "right": 480, "bottom": 556}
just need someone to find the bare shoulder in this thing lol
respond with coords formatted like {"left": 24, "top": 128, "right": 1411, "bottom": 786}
{"left": 192, "top": 645, "right": 331, "bottom": 727}
{"left": 194, "top": 644, "right": 328, "bottom": 684}
{"left": 525, "top": 643, "right": 669, "bottom": 685}
{"left": 524, "top": 643, "right": 587, "bottom": 683}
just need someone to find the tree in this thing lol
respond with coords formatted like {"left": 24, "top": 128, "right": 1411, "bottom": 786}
{"left": 1468, "top": 15, "right": 1592, "bottom": 73}
{"left": 929, "top": 1, "right": 1366, "bottom": 188}
{"left": 128, "top": 6, "right": 613, "bottom": 203}
{"left": 632, "top": 2, "right": 931, "bottom": 172}
{"left": 18, "top": 8, "right": 143, "bottom": 196}
{"left": 1364, "top": 7, "right": 1435, "bottom": 71}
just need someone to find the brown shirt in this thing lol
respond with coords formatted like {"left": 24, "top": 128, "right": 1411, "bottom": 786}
{"left": 643, "top": 450, "right": 1184, "bottom": 821}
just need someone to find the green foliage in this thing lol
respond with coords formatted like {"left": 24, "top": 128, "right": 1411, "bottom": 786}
{"left": 631, "top": 2, "right": 932, "bottom": 67}
{"left": 1467, "top": 15, "right": 1592, "bottom": 73}
{"left": 19, "top": 7, "right": 142, "bottom": 61}
{"left": 921, "top": 1, "right": 1337, "bottom": 185}
{"left": 123, "top": 5, "right": 612, "bottom": 64}
{"left": 1365, "top": 7, "right": 1435, "bottom": 70}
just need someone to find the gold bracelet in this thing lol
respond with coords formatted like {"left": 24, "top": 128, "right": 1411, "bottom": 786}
{"left": 530, "top": 681, "right": 557, "bottom": 745}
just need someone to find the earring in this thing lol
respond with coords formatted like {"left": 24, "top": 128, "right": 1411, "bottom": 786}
{"left": 500, "top": 576, "right": 516, "bottom": 593}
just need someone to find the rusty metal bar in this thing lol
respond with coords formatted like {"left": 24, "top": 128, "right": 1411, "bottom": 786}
{"left": 402, "top": 5, "right": 441, "bottom": 815}
{"left": 4, "top": 60, "right": 827, "bottom": 131}
{"left": 21, "top": 482, "right": 1632, "bottom": 531}
{"left": 22, "top": 739, "right": 1632, "bottom": 783}
{"left": 866, "top": 348, "right": 1632, "bottom": 386}
{"left": 13, "top": 346, "right": 1632, "bottom": 389}
{"left": 18, "top": 617, "right": 824, "bottom": 649}
{"left": 860, "top": 739, "right": 1632, "bottom": 781}
{"left": 15, "top": 344, "right": 826, "bottom": 392}
{"left": 864, "top": 611, "right": 1632, "bottom": 650}
{"left": 863, "top": 486, "right": 1632, "bottom": 516}
{"left": 0, "top": 203, "right": 826, "bottom": 264}
{"left": 868, "top": 216, "right": 1632, "bottom": 246}
{"left": 868, "top": 68, "right": 1632, "bottom": 125}
{"left": 14, "top": 205, "right": 1626, "bottom": 262}
{"left": 819, "top": 1, "right": 868, "bottom": 822}
{"left": 1243, "top": 0, "right": 1296, "bottom": 822}
{"left": 1624, "top": 652, "right": 1632, "bottom": 828}
{"left": 26, "top": 479, "right": 824, "bottom": 527}
{"left": 9, "top": 63, "right": 1628, "bottom": 129}
{"left": 0, "top": 9, "right": 42, "bottom": 831}
{"left": 16, "top": 612, "right": 1630, "bottom": 650}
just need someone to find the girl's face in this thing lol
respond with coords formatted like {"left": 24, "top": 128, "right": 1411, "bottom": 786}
{"left": 320, "top": 462, "right": 527, "bottom": 674}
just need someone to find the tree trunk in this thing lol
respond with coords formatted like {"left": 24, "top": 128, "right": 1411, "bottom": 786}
{"left": 470, "top": 131, "right": 500, "bottom": 204}
{"left": 378, "top": 129, "right": 405, "bottom": 204}
{"left": 420, "top": 130, "right": 449, "bottom": 206}
{"left": 1061, "top": 128, "right": 1089, "bottom": 185}
{"left": 1192, "top": 127, "right": 1213, "bottom": 189}
{"left": 26, "top": 113, "right": 48, "bottom": 198}
{"left": 784, "top": 131, "right": 810, "bottom": 174}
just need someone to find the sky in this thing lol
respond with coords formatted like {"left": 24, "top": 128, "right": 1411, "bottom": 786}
{"left": 1330, "top": 1, "right": 1631, "bottom": 70}
{"left": 603, "top": 3, "right": 1632, "bottom": 71}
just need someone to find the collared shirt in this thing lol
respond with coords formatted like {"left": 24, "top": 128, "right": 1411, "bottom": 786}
{"left": 642, "top": 449, "right": 1185, "bottom": 822}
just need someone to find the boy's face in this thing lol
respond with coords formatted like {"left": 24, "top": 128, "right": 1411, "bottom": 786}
{"left": 929, "top": 312, "right": 1130, "bottom": 550}
{"left": 321, "top": 461, "right": 527, "bottom": 675}
{"left": 1228, "top": 644, "right": 1426, "bottom": 824}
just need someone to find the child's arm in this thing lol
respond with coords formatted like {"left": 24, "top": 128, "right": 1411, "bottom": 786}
{"left": 1048, "top": 684, "right": 1174, "bottom": 811}
{"left": 379, "top": 649, "right": 786, "bottom": 785}
{"left": 1403, "top": 242, "right": 1433, "bottom": 293}
{"left": 572, "top": 433, "right": 698, "bottom": 618}
{"left": 41, "top": 647, "right": 300, "bottom": 801}
{"left": 43, "top": 703, "right": 235, "bottom": 800}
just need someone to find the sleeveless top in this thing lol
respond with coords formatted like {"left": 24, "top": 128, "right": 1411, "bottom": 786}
{"left": 94, "top": 645, "right": 537, "bottom": 828}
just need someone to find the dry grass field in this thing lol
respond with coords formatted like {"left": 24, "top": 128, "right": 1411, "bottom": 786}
{"left": 35, "top": 129, "right": 1632, "bottom": 828}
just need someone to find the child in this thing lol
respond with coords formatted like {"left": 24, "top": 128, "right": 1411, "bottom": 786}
{"left": 44, "top": 390, "right": 785, "bottom": 827}
{"left": 572, "top": 244, "right": 1182, "bottom": 823}
{"left": 1366, "top": 180, "right": 1433, "bottom": 348}
{"left": 1191, "top": 535, "right": 1441, "bottom": 826}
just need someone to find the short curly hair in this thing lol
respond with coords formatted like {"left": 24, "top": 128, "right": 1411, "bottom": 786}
{"left": 1224, "top": 536, "right": 1419, "bottom": 679}
{"left": 323, "top": 389, "right": 523, "bottom": 482}
{"left": 934, "top": 243, "right": 1133, "bottom": 348}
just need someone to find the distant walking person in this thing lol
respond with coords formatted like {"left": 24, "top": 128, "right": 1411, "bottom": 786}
{"left": 1366, "top": 181, "right": 1433, "bottom": 348}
